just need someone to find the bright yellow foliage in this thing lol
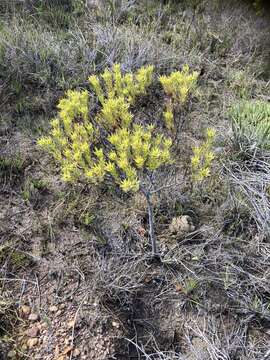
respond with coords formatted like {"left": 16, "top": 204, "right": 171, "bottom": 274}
{"left": 159, "top": 65, "right": 199, "bottom": 131}
{"left": 37, "top": 89, "right": 96, "bottom": 182}
{"left": 89, "top": 63, "right": 154, "bottom": 106}
{"left": 99, "top": 97, "right": 132, "bottom": 129}
{"left": 163, "top": 109, "right": 174, "bottom": 130}
{"left": 191, "top": 128, "right": 216, "bottom": 182}
{"left": 38, "top": 65, "right": 173, "bottom": 193}
{"left": 159, "top": 65, "right": 198, "bottom": 104}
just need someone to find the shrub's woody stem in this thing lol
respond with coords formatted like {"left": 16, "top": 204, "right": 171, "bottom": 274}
{"left": 141, "top": 187, "right": 158, "bottom": 256}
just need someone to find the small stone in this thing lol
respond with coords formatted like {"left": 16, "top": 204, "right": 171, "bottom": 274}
{"left": 27, "top": 338, "right": 38, "bottom": 348}
{"left": 67, "top": 320, "right": 75, "bottom": 329}
{"left": 49, "top": 305, "right": 58, "bottom": 313}
{"left": 28, "top": 313, "right": 39, "bottom": 322}
{"left": 56, "top": 310, "right": 62, "bottom": 316}
{"left": 20, "top": 305, "right": 31, "bottom": 315}
{"left": 60, "top": 304, "right": 66, "bottom": 309}
{"left": 112, "top": 321, "right": 120, "bottom": 328}
{"left": 26, "top": 326, "right": 40, "bottom": 338}
{"left": 7, "top": 350, "right": 16, "bottom": 358}
{"left": 36, "top": 322, "right": 43, "bottom": 330}
{"left": 169, "top": 215, "right": 195, "bottom": 235}
{"left": 73, "top": 349, "right": 80, "bottom": 357}
{"left": 40, "top": 321, "right": 49, "bottom": 329}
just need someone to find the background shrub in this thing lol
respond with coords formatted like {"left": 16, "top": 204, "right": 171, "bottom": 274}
{"left": 230, "top": 100, "right": 270, "bottom": 154}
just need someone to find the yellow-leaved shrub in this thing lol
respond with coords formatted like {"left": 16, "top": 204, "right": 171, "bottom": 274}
{"left": 191, "top": 128, "right": 216, "bottom": 182}
{"left": 38, "top": 64, "right": 171, "bottom": 194}
{"left": 38, "top": 63, "right": 212, "bottom": 256}
{"left": 89, "top": 63, "right": 154, "bottom": 106}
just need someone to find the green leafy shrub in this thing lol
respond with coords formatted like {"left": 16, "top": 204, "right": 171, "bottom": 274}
{"left": 229, "top": 100, "right": 270, "bottom": 153}
{"left": 38, "top": 64, "right": 213, "bottom": 256}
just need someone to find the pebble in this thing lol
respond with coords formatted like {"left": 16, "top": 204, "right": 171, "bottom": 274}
{"left": 20, "top": 305, "right": 31, "bottom": 315}
{"left": 26, "top": 326, "right": 40, "bottom": 338}
{"left": 49, "top": 305, "right": 58, "bottom": 313}
{"left": 67, "top": 320, "right": 75, "bottom": 329}
{"left": 42, "top": 322, "right": 50, "bottom": 330}
{"left": 28, "top": 313, "right": 39, "bottom": 321}
{"left": 112, "top": 321, "right": 120, "bottom": 328}
{"left": 73, "top": 348, "right": 80, "bottom": 357}
{"left": 27, "top": 338, "right": 39, "bottom": 348}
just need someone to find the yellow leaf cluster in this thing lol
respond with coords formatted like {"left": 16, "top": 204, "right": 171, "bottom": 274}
{"left": 160, "top": 65, "right": 198, "bottom": 104}
{"left": 159, "top": 64, "right": 199, "bottom": 131}
{"left": 99, "top": 97, "right": 132, "bottom": 129}
{"left": 191, "top": 128, "right": 216, "bottom": 182}
{"left": 38, "top": 64, "right": 173, "bottom": 193}
{"left": 89, "top": 63, "right": 154, "bottom": 106}
{"left": 108, "top": 125, "right": 172, "bottom": 191}
{"left": 37, "top": 89, "right": 95, "bottom": 182}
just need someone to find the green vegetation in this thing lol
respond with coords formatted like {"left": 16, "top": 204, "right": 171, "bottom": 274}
{"left": 230, "top": 100, "right": 270, "bottom": 153}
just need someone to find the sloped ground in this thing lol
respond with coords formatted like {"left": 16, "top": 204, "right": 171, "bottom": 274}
{"left": 0, "top": 1, "right": 270, "bottom": 359}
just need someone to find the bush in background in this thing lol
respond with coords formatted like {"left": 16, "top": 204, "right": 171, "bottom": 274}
{"left": 230, "top": 100, "right": 270, "bottom": 154}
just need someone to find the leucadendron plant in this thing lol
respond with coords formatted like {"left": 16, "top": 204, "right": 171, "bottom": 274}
{"left": 160, "top": 65, "right": 199, "bottom": 132}
{"left": 38, "top": 64, "right": 213, "bottom": 256}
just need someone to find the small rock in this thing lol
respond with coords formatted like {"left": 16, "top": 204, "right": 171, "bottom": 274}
{"left": 26, "top": 326, "right": 40, "bottom": 338}
{"left": 36, "top": 322, "right": 43, "bottom": 330}
{"left": 49, "top": 305, "right": 58, "bottom": 313}
{"left": 40, "top": 321, "right": 49, "bottom": 329}
{"left": 73, "top": 348, "right": 80, "bottom": 357}
{"left": 59, "top": 304, "right": 66, "bottom": 309}
{"left": 28, "top": 313, "right": 39, "bottom": 322}
{"left": 112, "top": 321, "right": 120, "bottom": 328}
{"left": 27, "top": 338, "right": 38, "bottom": 348}
{"left": 20, "top": 305, "right": 31, "bottom": 315}
{"left": 56, "top": 310, "right": 62, "bottom": 316}
{"left": 169, "top": 215, "right": 195, "bottom": 235}
{"left": 7, "top": 350, "right": 16, "bottom": 358}
{"left": 67, "top": 320, "right": 75, "bottom": 329}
